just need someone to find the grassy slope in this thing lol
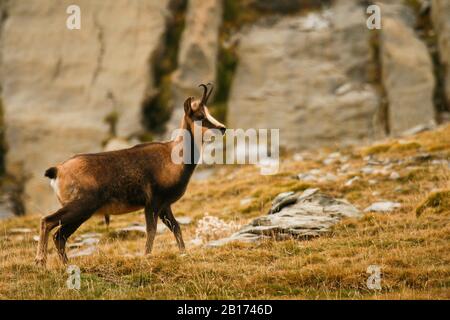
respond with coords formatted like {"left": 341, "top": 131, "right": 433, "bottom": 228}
{"left": 0, "top": 125, "right": 449, "bottom": 299}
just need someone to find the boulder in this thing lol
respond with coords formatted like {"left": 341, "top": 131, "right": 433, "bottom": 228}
{"left": 166, "top": 0, "right": 222, "bottom": 135}
{"left": 379, "top": 3, "right": 436, "bottom": 135}
{"left": 1, "top": 0, "right": 169, "bottom": 213}
{"left": 227, "top": 2, "right": 379, "bottom": 149}
{"left": 431, "top": 0, "right": 450, "bottom": 107}
{"left": 207, "top": 188, "right": 361, "bottom": 247}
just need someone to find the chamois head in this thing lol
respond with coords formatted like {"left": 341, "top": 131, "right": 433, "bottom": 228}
{"left": 183, "top": 83, "right": 226, "bottom": 136}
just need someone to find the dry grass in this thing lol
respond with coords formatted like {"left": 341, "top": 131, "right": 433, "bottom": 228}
{"left": 0, "top": 125, "right": 449, "bottom": 299}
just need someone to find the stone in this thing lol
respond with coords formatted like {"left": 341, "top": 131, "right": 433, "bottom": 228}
{"left": 192, "top": 168, "right": 215, "bottom": 181}
{"left": 323, "top": 158, "right": 338, "bottom": 166}
{"left": 227, "top": 1, "right": 379, "bottom": 149}
{"left": 379, "top": 3, "right": 436, "bottom": 135}
{"left": 208, "top": 188, "right": 361, "bottom": 247}
{"left": 431, "top": 0, "right": 450, "bottom": 106}
{"left": 431, "top": 159, "right": 448, "bottom": 166}
{"left": 70, "top": 232, "right": 101, "bottom": 248}
{"left": 240, "top": 197, "right": 255, "bottom": 207}
{"left": 318, "top": 173, "right": 338, "bottom": 183}
{"left": 166, "top": 0, "right": 222, "bottom": 135}
{"left": 272, "top": 191, "right": 295, "bottom": 205}
{"left": 78, "top": 232, "right": 102, "bottom": 240}
{"left": 80, "top": 238, "right": 100, "bottom": 246}
{"left": 68, "top": 246, "right": 97, "bottom": 259}
{"left": 112, "top": 223, "right": 167, "bottom": 239}
{"left": 401, "top": 123, "right": 436, "bottom": 136}
{"left": 364, "top": 201, "right": 401, "bottom": 213}
{"left": 297, "top": 169, "right": 337, "bottom": 183}
{"left": 8, "top": 228, "right": 32, "bottom": 235}
{"left": 1, "top": 0, "right": 170, "bottom": 214}
{"left": 176, "top": 216, "right": 193, "bottom": 225}
{"left": 298, "top": 188, "right": 320, "bottom": 200}
{"left": 297, "top": 173, "right": 318, "bottom": 182}
{"left": 345, "top": 176, "right": 360, "bottom": 187}
{"left": 389, "top": 172, "right": 400, "bottom": 180}
{"left": 293, "top": 153, "right": 304, "bottom": 162}
{"left": 68, "top": 236, "right": 100, "bottom": 249}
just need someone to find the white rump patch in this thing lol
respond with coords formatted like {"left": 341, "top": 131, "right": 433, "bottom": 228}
{"left": 50, "top": 178, "right": 60, "bottom": 197}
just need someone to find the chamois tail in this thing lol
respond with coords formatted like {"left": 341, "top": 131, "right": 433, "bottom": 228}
{"left": 44, "top": 167, "right": 58, "bottom": 179}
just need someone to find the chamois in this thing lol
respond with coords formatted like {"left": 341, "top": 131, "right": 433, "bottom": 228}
{"left": 35, "top": 83, "right": 226, "bottom": 267}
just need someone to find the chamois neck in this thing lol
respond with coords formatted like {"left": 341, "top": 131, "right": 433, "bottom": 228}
{"left": 173, "top": 117, "right": 200, "bottom": 177}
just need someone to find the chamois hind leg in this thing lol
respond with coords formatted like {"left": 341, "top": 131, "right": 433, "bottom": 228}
{"left": 35, "top": 198, "right": 98, "bottom": 267}
{"left": 53, "top": 216, "right": 91, "bottom": 265}
{"left": 144, "top": 203, "right": 159, "bottom": 255}
{"left": 160, "top": 206, "right": 185, "bottom": 252}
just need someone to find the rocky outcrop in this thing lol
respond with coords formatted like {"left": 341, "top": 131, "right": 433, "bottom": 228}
{"left": 379, "top": 3, "right": 436, "bottom": 135}
{"left": 431, "top": 0, "right": 450, "bottom": 107}
{"left": 227, "top": 1, "right": 379, "bottom": 149}
{"left": 207, "top": 188, "right": 361, "bottom": 247}
{"left": 166, "top": 0, "right": 222, "bottom": 135}
{"left": 0, "top": 174, "right": 25, "bottom": 220}
{"left": 1, "top": 0, "right": 169, "bottom": 213}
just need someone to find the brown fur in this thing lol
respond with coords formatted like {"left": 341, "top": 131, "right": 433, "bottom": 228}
{"left": 35, "top": 85, "right": 226, "bottom": 266}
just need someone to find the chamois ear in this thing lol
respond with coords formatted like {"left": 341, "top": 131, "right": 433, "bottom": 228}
{"left": 184, "top": 97, "right": 193, "bottom": 115}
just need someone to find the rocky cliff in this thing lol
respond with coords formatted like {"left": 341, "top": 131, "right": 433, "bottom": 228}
{"left": 0, "top": 0, "right": 169, "bottom": 213}
{"left": 0, "top": 0, "right": 448, "bottom": 215}
{"left": 432, "top": 0, "right": 450, "bottom": 107}
{"left": 228, "top": 1, "right": 379, "bottom": 148}
{"left": 167, "top": 0, "right": 222, "bottom": 135}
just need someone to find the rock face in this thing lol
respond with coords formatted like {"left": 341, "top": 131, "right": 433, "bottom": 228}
{"left": 431, "top": 0, "right": 450, "bottom": 106}
{"left": 166, "top": 0, "right": 222, "bottom": 135}
{"left": 227, "top": 1, "right": 379, "bottom": 149}
{"left": 379, "top": 3, "right": 436, "bottom": 135}
{"left": 0, "top": 174, "right": 24, "bottom": 220}
{"left": 1, "top": 0, "right": 169, "bottom": 213}
{"left": 207, "top": 188, "right": 361, "bottom": 247}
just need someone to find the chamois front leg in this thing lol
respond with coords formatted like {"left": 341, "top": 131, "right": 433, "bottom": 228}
{"left": 160, "top": 206, "right": 185, "bottom": 252}
{"left": 144, "top": 204, "right": 159, "bottom": 255}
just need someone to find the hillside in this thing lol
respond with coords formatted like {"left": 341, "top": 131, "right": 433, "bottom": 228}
{"left": 0, "top": 124, "right": 449, "bottom": 299}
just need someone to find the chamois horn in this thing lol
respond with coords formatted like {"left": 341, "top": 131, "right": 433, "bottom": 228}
{"left": 199, "top": 83, "right": 214, "bottom": 105}
{"left": 205, "top": 82, "right": 214, "bottom": 104}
